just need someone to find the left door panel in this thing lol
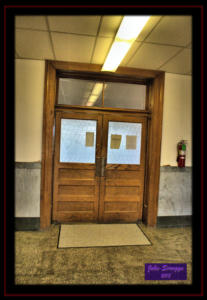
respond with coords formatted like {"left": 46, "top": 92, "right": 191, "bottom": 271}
{"left": 52, "top": 111, "right": 102, "bottom": 222}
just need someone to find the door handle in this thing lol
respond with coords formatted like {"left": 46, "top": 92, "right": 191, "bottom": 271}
{"left": 101, "top": 157, "right": 106, "bottom": 177}
{"left": 95, "top": 157, "right": 101, "bottom": 177}
{"left": 96, "top": 157, "right": 106, "bottom": 177}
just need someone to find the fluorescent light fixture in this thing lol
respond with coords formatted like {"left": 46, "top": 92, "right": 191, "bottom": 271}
{"left": 102, "top": 16, "right": 150, "bottom": 72}
{"left": 101, "top": 42, "right": 131, "bottom": 73}
{"left": 86, "top": 82, "right": 103, "bottom": 106}
{"left": 117, "top": 16, "right": 151, "bottom": 40}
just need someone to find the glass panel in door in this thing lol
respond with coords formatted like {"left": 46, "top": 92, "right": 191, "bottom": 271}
{"left": 60, "top": 119, "right": 97, "bottom": 163}
{"left": 107, "top": 121, "right": 142, "bottom": 165}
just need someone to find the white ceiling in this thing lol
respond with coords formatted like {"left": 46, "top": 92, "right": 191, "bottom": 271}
{"left": 15, "top": 15, "right": 192, "bottom": 75}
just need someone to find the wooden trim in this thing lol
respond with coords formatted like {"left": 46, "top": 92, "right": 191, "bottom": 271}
{"left": 55, "top": 76, "right": 59, "bottom": 106}
{"left": 142, "top": 72, "right": 165, "bottom": 226}
{"left": 57, "top": 70, "right": 148, "bottom": 85}
{"left": 55, "top": 105, "right": 151, "bottom": 116}
{"left": 145, "top": 85, "right": 150, "bottom": 111}
{"left": 40, "top": 60, "right": 165, "bottom": 229}
{"left": 102, "top": 82, "right": 105, "bottom": 107}
{"left": 50, "top": 60, "right": 164, "bottom": 79}
{"left": 101, "top": 113, "right": 147, "bottom": 122}
{"left": 40, "top": 61, "right": 56, "bottom": 229}
{"left": 116, "top": 66, "right": 164, "bottom": 79}
{"left": 57, "top": 110, "right": 102, "bottom": 120}
{"left": 51, "top": 60, "right": 102, "bottom": 73}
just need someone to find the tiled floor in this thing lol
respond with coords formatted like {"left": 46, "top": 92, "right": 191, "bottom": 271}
{"left": 15, "top": 223, "right": 192, "bottom": 285}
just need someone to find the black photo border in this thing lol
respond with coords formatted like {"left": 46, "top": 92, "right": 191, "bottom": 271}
{"left": 1, "top": 1, "right": 205, "bottom": 297}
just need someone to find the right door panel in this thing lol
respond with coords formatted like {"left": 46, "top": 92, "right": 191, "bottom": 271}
{"left": 99, "top": 114, "right": 147, "bottom": 223}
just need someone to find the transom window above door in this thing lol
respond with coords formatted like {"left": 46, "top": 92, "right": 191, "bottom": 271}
{"left": 57, "top": 77, "right": 147, "bottom": 110}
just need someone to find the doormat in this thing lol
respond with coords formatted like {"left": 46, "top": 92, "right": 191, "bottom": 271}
{"left": 58, "top": 224, "right": 151, "bottom": 248}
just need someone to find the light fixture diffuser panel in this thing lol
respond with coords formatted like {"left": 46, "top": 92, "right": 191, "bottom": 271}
{"left": 102, "top": 15, "right": 151, "bottom": 72}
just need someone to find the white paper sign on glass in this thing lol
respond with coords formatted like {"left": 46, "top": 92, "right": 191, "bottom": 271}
{"left": 60, "top": 119, "right": 97, "bottom": 163}
{"left": 107, "top": 121, "right": 142, "bottom": 165}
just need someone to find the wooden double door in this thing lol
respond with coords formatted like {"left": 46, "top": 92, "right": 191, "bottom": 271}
{"left": 52, "top": 110, "right": 147, "bottom": 223}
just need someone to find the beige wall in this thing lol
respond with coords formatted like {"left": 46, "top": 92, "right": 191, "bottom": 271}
{"left": 160, "top": 73, "right": 192, "bottom": 166}
{"left": 15, "top": 59, "right": 45, "bottom": 162}
{"left": 15, "top": 59, "right": 192, "bottom": 166}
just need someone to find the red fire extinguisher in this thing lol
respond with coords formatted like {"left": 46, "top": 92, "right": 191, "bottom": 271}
{"left": 177, "top": 140, "right": 186, "bottom": 168}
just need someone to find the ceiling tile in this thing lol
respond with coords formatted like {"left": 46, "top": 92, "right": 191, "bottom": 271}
{"left": 51, "top": 32, "right": 95, "bottom": 62}
{"left": 99, "top": 16, "right": 123, "bottom": 37}
{"left": 127, "top": 43, "right": 182, "bottom": 70}
{"left": 15, "top": 16, "right": 47, "bottom": 31}
{"left": 136, "top": 16, "right": 162, "bottom": 42}
{"left": 146, "top": 16, "right": 192, "bottom": 47}
{"left": 48, "top": 16, "right": 101, "bottom": 35}
{"left": 120, "top": 41, "right": 141, "bottom": 66}
{"left": 16, "top": 29, "right": 54, "bottom": 60}
{"left": 91, "top": 37, "right": 113, "bottom": 64}
{"left": 159, "top": 48, "right": 192, "bottom": 75}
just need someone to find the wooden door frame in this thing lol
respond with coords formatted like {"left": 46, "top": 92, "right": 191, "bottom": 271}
{"left": 40, "top": 60, "right": 165, "bottom": 229}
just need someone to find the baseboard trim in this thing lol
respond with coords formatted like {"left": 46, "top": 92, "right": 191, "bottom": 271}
{"left": 15, "top": 216, "right": 192, "bottom": 230}
{"left": 160, "top": 166, "right": 192, "bottom": 172}
{"left": 15, "top": 162, "right": 41, "bottom": 169}
{"left": 15, "top": 218, "right": 40, "bottom": 231}
{"left": 157, "top": 216, "right": 192, "bottom": 227}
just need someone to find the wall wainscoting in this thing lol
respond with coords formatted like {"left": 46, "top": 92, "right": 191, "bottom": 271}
{"left": 15, "top": 163, "right": 192, "bottom": 230}
{"left": 158, "top": 166, "right": 192, "bottom": 217}
{"left": 15, "top": 162, "right": 41, "bottom": 219}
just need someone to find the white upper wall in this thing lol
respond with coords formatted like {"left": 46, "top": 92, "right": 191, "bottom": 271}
{"left": 15, "top": 59, "right": 45, "bottom": 161}
{"left": 160, "top": 73, "right": 192, "bottom": 166}
{"left": 15, "top": 59, "right": 192, "bottom": 166}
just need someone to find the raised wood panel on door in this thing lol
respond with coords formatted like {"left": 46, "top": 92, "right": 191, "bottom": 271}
{"left": 99, "top": 114, "right": 147, "bottom": 223}
{"left": 52, "top": 111, "right": 101, "bottom": 222}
